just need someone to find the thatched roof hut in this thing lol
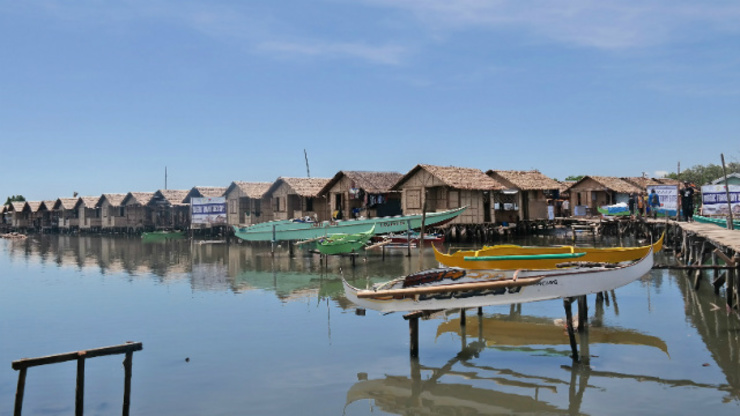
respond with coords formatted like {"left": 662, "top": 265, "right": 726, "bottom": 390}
{"left": 319, "top": 171, "right": 404, "bottom": 219}
{"left": 97, "top": 194, "right": 127, "bottom": 208}
{"left": 184, "top": 186, "right": 227, "bottom": 203}
{"left": 154, "top": 189, "right": 190, "bottom": 206}
{"left": 54, "top": 198, "right": 80, "bottom": 211}
{"left": 395, "top": 164, "right": 504, "bottom": 192}
{"left": 486, "top": 170, "right": 561, "bottom": 191}
{"left": 266, "top": 177, "right": 331, "bottom": 222}
{"left": 567, "top": 176, "right": 643, "bottom": 216}
{"left": 122, "top": 192, "right": 155, "bottom": 206}
{"left": 226, "top": 182, "right": 272, "bottom": 199}
{"left": 224, "top": 181, "right": 273, "bottom": 226}
{"left": 319, "top": 171, "right": 403, "bottom": 195}
{"left": 486, "top": 170, "right": 563, "bottom": 220}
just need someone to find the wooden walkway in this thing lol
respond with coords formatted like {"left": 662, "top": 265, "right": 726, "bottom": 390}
{"left": 670, "top": 221, "right": 740, "bottom": 254}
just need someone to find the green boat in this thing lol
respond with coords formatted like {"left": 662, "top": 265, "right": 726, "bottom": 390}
{"left": 693, "top": 215, "right": 740, "bottom": 229}
{"left": 316, "top": 226, "right": 374, "bottom": 255}
{"left": 141, "top": 230, "right": 187, "bottom": 242}
{"left": 233, "top": 206, "right": 466, "bottom": 242}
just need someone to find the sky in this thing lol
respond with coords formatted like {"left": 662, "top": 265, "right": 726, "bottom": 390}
{"left": 2, "top": 0, "right": 740, "bottom": 202}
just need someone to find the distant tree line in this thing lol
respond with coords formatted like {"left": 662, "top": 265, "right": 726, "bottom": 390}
{"left": 667, "top": 161, "right": 740, "bottom": 186}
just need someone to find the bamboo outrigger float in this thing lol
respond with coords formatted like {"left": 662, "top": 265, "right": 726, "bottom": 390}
{"left": 342, "top": 248, "right": 653, "bottom": 313}
{"left": 433, "top": 232, "right": 663, "bottom": 270}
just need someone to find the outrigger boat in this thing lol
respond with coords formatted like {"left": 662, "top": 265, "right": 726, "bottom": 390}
{"left": 141, "top": 230, "right": 186, "bottom": 242}
{"left": 233, "top": 206, "right": 466, "bottom": 242}
{"left": 693, "top": 215, "right": 740, "bottom": 229}
{"left": 434, "top": 232, "right": 663, "bottom": 270}
{"left": 316, "top": 226, "right": 374, "bottom": 255}
{"left": 342, "top": 248, "right": 653, "bottom": 313}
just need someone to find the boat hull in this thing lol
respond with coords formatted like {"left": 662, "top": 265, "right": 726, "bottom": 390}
{"left": 434, "top": 233, "right": 663, "bottom": 270}
{"left": 316, "top": 226, "right": 374, "bottom": 255}
{"left": 343, "top": 248, "right": 653, "bottom": 313}
{"left": 694, "top": 215, "right": 740, "bottom": 229}
{"left": 233, "top": 207, "right": 466, "bottom": 242}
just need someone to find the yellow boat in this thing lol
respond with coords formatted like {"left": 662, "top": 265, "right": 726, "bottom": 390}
{"left": 434, "top": 232, "right": 664, "bottom": 270}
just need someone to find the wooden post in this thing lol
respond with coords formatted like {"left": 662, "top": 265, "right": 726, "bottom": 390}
{"left": 406, "top": 220, "right": 412, "bottom": 258}
{"left": 720, "top": 154, "right": 735, "bottom": 230}
{"left": 271, "top": 225, "right": 276, "bottom": 257}
{"left": 477, "top": 307, "right": 483, "bottom": 316}
{"left": 409, "top": 317, "right": 419, "bottom": 358}
{"left": 122, "top": 351, "right": 133, "bottom": 416}
{"left": 460, "top": 309, "right": 466, "bottom": 327}
{"left": 577, "top": 295, "right": 588, "bottom": 332}
{"left": 563, "top": 298, "right": 579, "bottom": 361}
{"left": 419, "top": 193, "right": 427, "bottom": 271}
{"left": 13, "top": 367, "right": 27, "bottom": 416}
{"left": 76, "top": 354, "right": 85, "bottom": 416}
{"left": 712, "top": 251, "right": 718, "bottom": 293}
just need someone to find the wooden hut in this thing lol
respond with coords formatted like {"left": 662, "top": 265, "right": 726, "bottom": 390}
{"left": 318, "top": 171, "right": 403, "bottom": 220}
{"left": 98, "top": 194, "right": 127, "bottom": 231}
{"left": 265, "top": 177, "right": 331, "bottom": 222}
{"left": 7, "top": 201, "right": 31, "bottom": 229}
{"left": 486, "top": 170, "right": 562, "bottom": 221}
{"left": 121, "top": 192, "right": 156, "bottom": 231}
{"left": 224, "top": 181, "right": 272, "bottom": 226}
{"left": 392, "top": 164, "right": 504, "bottom": 224}
{"left": 566, "top": 176, "right": 642, "bottom": 217}
{"left": 76, "top": 196, "right": 102, "bottom": 232}
{"left": 150, "top": 189, "right": 190, "bottom": 230}
{"left": 38, "top": 201, "right": 57, "bottom": 231}
{"left": 184, "top": 186, "right": 227, "bottom": 202}
{"left": 54, "top": 198, "right": 81, "bottom": 231}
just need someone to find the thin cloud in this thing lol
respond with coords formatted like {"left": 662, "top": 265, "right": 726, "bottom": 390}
{"left": 360, "top": 0, "right": 740, "bottom": 49}
{"left": 258, "top": 40, "right": 407, "bottom": 65}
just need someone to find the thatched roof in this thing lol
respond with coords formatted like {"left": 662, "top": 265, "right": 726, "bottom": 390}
{"left": 621, "top": 177, "right": 665, "bottom": 190}
{"left": 268, "top": 177, "right": 331, "bottom": 197}
{"left": 98, "top": 194, "right": 127, "bottom": 207}
{"left": 486, "top": 170, "right": 561, "bottom": 191}
{"left": 155, "top": 189, "right": 190, "bottom": 205}
{"left": 122, "top": 192, "right": 155, "bottom": 206}
{"left": 569, "top": 176, "right": 642, "bottom": 194}
{"left": 26, "top": 201, "right": 43, "bottom": 212}
{"left": 190, "top": 186, "right": 227, "bottom": 198}
{"left": 54, "top": 198, "right": 79, "bottom": 210}
{"left": 1, "top": 204, "right": 7, "bottom": 214}
{"left": 226, "top": 181, "right": 272, "bottom": 199}
{"left": 319, "top": 171, "right": 404, "bottom": 195}
{"left": 9, "top": 201, "right": 26, "bottom": 212}
{"left": 41, "top": 200, "right": 56, "bottom": 210}
{"left": 393, "top": 164, "right": 504, "bottom": 191}
{"left": 76, "top": 196, "right": 100, "bottom": 208}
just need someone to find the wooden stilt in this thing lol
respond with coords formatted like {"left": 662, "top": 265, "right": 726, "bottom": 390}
{"left": 477, "top": 307, "right": 483, "bottom": 316}
{"left": 76, "top": 355, "right": 85, "bottom": 416}
{"left": 563, "top": 297, "right": 579, "bottom": 361}
{"left": 460, "top": 309, "right": 466, "bottom": 327}
{"left": 577, "top": 295, "right": 588, "bottom": 333}
{"left": 122, "top": 351, "right": 133, "bottom": 416}
{"left": 13, "top": 367, "right": 27, "bottom": 416}
{"left": 409, "top": 317, "right": 419, "bottom": 358}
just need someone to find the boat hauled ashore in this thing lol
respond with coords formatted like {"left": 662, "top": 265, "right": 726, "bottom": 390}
{"left": 233, "top": 206, "right": 466, "bottom": 242}
{"left": 342, "top": 248, "right": 653, "bottom": 313}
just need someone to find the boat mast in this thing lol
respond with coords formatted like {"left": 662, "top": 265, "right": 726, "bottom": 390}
{"left": 304, "top": 149, "right": 311, "bottom": 178}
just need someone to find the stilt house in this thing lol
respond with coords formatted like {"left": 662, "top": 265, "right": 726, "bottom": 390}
{"left": 224, "top": 181, "right": 272, "bottom": 226}
{"left": 150, "top": 189, "right": 190, "bottom": 230}
{"left": 121, "top": 192, "right": 156, "bottom": 231}
{"left": 54, "top": 198, "right": 81, "bottom": 231}
{"left": 566, "top": 176, "right": 642, "bottom": 216}
{"left": 76, "top": 197, "right": 102, "bottom": 231}
{"left": 318, "top": 171, "right": 403, "bottom": 220}
{"left": 266, "top": 177, "right": 331, "bottom": 222}
{"left": 98, "top": 194, "right": 128, "bottom": 231}
{"left": 486, "top": 170, "right": 562, "bottom": 221}
{"left": 392, "top": 164, "right": 504, "bottom": 224}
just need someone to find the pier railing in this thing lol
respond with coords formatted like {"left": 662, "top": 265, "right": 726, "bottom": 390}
{"left": 11, "top": 341, "right": 143, "bottom": 416}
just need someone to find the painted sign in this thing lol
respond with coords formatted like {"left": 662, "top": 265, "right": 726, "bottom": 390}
{"left": 700, "top": 185, "right": 740, "bottom": 216}
{"left": 646, "top": 185, "right": 679, "bottom": 217}
{"left": 191, "top": 197, "right": 227, "bottom": 225}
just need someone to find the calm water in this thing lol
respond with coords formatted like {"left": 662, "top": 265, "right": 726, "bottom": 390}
{"left": 1, "top": 234, "right": 739, "bottom": 415}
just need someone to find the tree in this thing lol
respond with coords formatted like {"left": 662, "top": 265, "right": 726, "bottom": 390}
{"left": 564, "top": 175, "right": 584, "bottom": 182}
{"left": 666, "top": 161, "right": 740, "bottom": 185}
{"left": 4, "top": 195, "right": 25, "bottom": 206}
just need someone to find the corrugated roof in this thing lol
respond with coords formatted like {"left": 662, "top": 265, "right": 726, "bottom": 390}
{"left": 227, "top": 181, "right": 272, "bottom": 199}
{"left": 319, "top": 171, "right": 403, "bottom": 195}
{"left": 268, "top": 177, "right": 331, "bottom": 197}
{"left": 487, "top": 170, "right": 561, "bottom": 191}
{"left": 394, "top": 164, "right": 504, "bottom": 191}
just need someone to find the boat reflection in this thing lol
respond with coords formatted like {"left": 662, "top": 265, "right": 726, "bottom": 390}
{"left": 436, "top": 313, "right": 670, "bottom": 357}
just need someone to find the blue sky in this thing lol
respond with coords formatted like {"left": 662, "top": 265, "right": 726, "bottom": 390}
{"left": 2, "top": 0, "right": 739, "bottom": 202}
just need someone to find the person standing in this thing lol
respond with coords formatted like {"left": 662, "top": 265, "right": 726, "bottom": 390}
{"left": 681, "top": 182, "right": 695, "bottom": 222}
{"left": 628, "top": 193, "right": 636, "bottom": 216}
{"left": 649, "top": 189, "right": 660, "bottom": 218}
{"left": 562, "top": 198, "right": 570, "bottom": 217}
{"left": 637, "top": 193, "right": 645, "bottom": 217}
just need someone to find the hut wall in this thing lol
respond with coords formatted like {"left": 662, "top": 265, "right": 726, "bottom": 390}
{"left": 568, "top": 178, "right": 612, "bottom": 216}
{"left": 525, "top": 190, "right": 549, "bottom": 219}
{"left": 271, "top": 183, "right": 293, "bottom": 221}
{"left": 399, "top": 171, "right": 491, "bottom": 224}
{"left": 58, "top": 208, "right": 79, "bottom": 229}
{"left": 326, "top": 177, "right": 398, "bottom": 219}
{"left": 11, "top": 211, "right": 30, "bottom": 228}
{"left": 124, "top": 205, "right": 152, "bottom": 230}
{"left": 101, "top": 201, "right": 127, "bottom": 229}
{"left": 79, "top": 207, "right": 101, "bottom": 229}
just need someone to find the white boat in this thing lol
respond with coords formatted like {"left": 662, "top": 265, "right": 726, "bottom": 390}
{"left": 342, "top": 248, "right": 653, "bottom": 313}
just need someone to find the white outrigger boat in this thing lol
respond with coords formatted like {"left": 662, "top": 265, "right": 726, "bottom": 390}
{"left": 342, "top": 248, "right": 653, "bottom": 313}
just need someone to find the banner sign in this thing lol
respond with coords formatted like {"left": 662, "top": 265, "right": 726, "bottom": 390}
{"left": 646, "top": 185, "right": 678, "bottom": 217}
{"left": 191, "top": 197, "right": 227, "bottom": 225}
{"left": 701, "top": 185, "right": 740, "bottom": 216}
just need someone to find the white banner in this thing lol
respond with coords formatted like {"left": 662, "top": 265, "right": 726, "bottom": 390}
{"left": 646, "top": 185, "right": 678, "bottom": 217}
{"left": 701, "top": 185, "right": 740, "bottom": 216}
{"left": 191, "top": 197, "right": 227, "bottom": 225}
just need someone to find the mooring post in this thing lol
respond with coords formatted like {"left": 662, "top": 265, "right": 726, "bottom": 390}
{"left": 76, "top": 354, "right": 85, "bottom": 416}
{"left": 563, "top": 297, "right": 579, "bottom": 361}
{"left": 271, "top": 225, "right": 276, "bottom": 258}
{"left": 123, "top": 351, "right": 133, "bottom": 416}
{"left": 409, "top": 317, "right": 419, "bottom": 358}
{"left": 477, "top": 307, "right": 483, "bottom": 316}
{"left": 460, "top": 309, "right": 466, "bottom": 327}
{"left": 13, "top": 367, "right": 27, "bottom": 416}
